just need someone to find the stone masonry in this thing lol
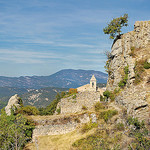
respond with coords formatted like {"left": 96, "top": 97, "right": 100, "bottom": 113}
{"left": 32, "top": 113, "right": 90, "bottom": 142}
{"left": 57, "top": 91, "right": 100, "bottom": 114}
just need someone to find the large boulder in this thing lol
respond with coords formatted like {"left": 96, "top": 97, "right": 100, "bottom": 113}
{"left": 5, "top": 94, "right": 22, "bottom": 115}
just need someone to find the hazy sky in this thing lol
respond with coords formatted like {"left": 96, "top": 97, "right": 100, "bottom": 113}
{"left": 0, "top": 0, "right": 149, "bottom": 77}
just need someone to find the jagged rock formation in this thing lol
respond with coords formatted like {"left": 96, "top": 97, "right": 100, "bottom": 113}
{"left": 5, "top": 94, "right": 22, "bottom": 115}
{"left": 106, "top": 21, "right": 150, "bottom": 122}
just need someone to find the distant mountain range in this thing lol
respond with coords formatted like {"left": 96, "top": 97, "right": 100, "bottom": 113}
{"left": 0, "top": 69, "right": 107, "bottom": 109}
{"left": 0, "top": 69, "right": 107, "bottom": 89}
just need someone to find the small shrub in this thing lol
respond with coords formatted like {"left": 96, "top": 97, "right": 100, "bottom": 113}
{"left": 118, "top": 65, "right": 129, "bottom": 88}
{"left": 72, "top": 94, "right": 76, "bottom": 99}
{"left": 74, "top": 117, "right": 80, "bottom": 123}
{"left": 114, "top": 88, "right": 120, "bottom": 94}
{"left": 100, "top": 95, "right": 106, "bottom": 101}
{"left": 104, "top": 59, "right": 112, "bottom": 74}
{"left": 124, "top": 65, "right": 129, "bottom": 74}
{"left": 115, "top": 123, "right": 125, "bottom": 131}
{"left": 56, "top": 107, "right": 61, "bottom": 114}
{"left": 127, "top": 117, "right": 150, "bottom": 150}
{"left": 134, "top": 59, "right": 145, "bottom": 85}
{"left": 118, "top": 80, "right": 126, "bottom": 88}
{"left": 109, "top": 92, "right": 115, "bottom": 101}
{"left": 82, "top": 105, "right": 87, "bottom": 110}
{"left": 129, "top": 46, "right": 135, "bottom": 57}
{"left": 94, "top": 102, "right": 105, "bottom": 112}
{"left": 69, "top": 88, "right": 78, "bottom": 94}
{"left": 103, "top": 90, "right": 115, "bottom": 101}
{"left": 144, "top": 61, "right": 150, "bottom": 69}
{"left": 127, "top": 117, "right": 145, "bottom": 130}
{"left": 72, "top": 138, "right": 85, "bottom": 147}
{"left": 103, "top": 90, "right": 111, "bottom": 99}
{"left": 99, "top": 110, "right": 118, "bottom": 122}
{"left": 81, "top": 121, "right": 98, "bottom": 133}
{"left": 60, "top": 91, "right": 66, "bottom": 98}
{"left": 17, "top": 105, "right": 39, "bottom": 115}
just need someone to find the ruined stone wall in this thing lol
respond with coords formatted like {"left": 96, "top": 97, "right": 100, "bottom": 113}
{"left": 106, "top": 21, "right": 150, "bottom": 122}
{"left": 32, "top": 113, "right": 90, "bottom": 141}
{"left": 57, "top": 91, "right": 100, "bottom": 114}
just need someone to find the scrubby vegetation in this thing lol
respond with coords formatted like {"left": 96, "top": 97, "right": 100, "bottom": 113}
{"left": 143, "top": 60, "right": 150, "bottom": 69}
{"left": 73, "top": 128, "right": 122, "bottom": 150}
{"left": 104, "top": 50, "right": 113, "bottom": 75}
{"left": 82, "top": 105, "right": 88, "bottom": 111}
{"left": 129, "top": 46, "right": 136, "bottom": 57}
{"left": 94, "top": 102, "right": 106, "bottom": 111}
{"left": 81, "top": 121, "right": 98, "bottom": 133}
{"left": 134, "top": 59, "right": 146, "bottom": 85}
{"left": 39, "top": 92, "right": 63, "bottom": 115}
{"left": 99, "top": 109, "right": 118, "bottom": 122}
{"left": 0, "top": 108, "right": 35, "bottom": 150}
{"left": 127, "top": 117, "right": 150, "bottom": 149}
{"left": 69, "top": 88, "right": 78, "bottom": 94}
{"left": 56, "top": 107, "right": 61, "bottom": 114}
{"left": 72, "top": 112, "right": 150, "bottom": 150}
{"left": 115, "top": 123, "right": 125, "bottom": 131}
{"left": 16, "top": 105, "right": 39, "bottom": 115}
{"left": 118, "top": 65, "right": 129, "bottom": 88}
{"left": 103, "top": 90, "right": 117, "bottom": 102}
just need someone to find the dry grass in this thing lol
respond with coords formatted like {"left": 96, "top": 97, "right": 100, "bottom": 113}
{"left": 25, "top": 128, "right": 96, "bottom": 150}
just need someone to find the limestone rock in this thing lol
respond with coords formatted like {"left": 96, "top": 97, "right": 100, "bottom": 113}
{"left": 5, "top": 94, "right": 22, "bottom": 115}
{"left": 91, "top": 113, "right": 97, "bottom": 123}
{"left": 106, "top": 21, "right": 150, "bottom": 123}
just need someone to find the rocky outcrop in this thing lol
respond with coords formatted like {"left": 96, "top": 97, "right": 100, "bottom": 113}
{"left": 5, "top": 94, "right": 22, "bottom": 115}
{"left": 106, "top": 21, "right": 150, "bottom": 122}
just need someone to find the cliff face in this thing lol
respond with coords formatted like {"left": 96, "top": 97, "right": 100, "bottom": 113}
{"left": 106, "top": 21, "right": 150, "bottom": 122}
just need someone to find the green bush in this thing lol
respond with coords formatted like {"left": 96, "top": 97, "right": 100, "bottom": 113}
{"left": 115, "top": 123, "right": 124, "bottom": 131}
{"left": 81, "top": 121, "right": 98, "bottom": 133}
{"left": 82, "top": 105, "right": 87, "bottom": 111}
{"left": 103, "top": 90, "right": 111, "bottom": 99}
{"left": 144, "top": 61, "right": 150, "bottom": 69}
{"left": 118, "top": 80, "right": 126, "bottom": 88}
{"left": 134, "top": 60, "right": 145, "bottom": 85}
{"left": 100, "top": 95, "right": 105, "bottom": 101}
{"left": 56, "top": 107, "right": 61, "bottom": 114}
{"left": 0, "top": 110, "right": 35, "bottom": 149}
{"left": 99, "top": 110, "right": 118, "bottom": 122}
{"left": 127, "top": 117, "right": 150, "bottom": 150}
{"left": 127, "top": 117, "right": 145, "bottom": 130}
{"left": 72, "top": 94, "right": 76, "bottom": 99}
{"left": 103, "top": 90, "right": 115, "bottom": 101}
{"left": 118, "top": 65, "right": 129, "bottom": 88}
{"left": 60, "top": 91, "right": 66, "bottom": 98}
{"left": 94, "top": 102, "right": 105, "bottom": 112}
{"left": 17, "top": 105, "right": 39, "bottom": 115}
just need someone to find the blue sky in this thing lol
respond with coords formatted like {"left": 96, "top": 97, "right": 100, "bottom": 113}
{"left": 0, "top": 0, "right": 150, "bottom": 77}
